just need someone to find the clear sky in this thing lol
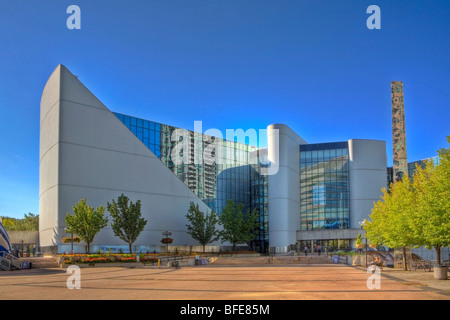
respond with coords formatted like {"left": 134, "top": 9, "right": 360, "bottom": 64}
{"left": 0, "top": 1, "right": 449, "bottom": 219}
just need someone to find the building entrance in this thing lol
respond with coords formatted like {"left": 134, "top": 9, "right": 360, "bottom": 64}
{"left": 299, "top": 239, "right": 351, "bottom": 254}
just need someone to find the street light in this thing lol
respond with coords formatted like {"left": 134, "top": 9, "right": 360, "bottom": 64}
{"left": 65, "top": 228, "right": 74, "bottom": 252}
{"left": 359, "top": 220, "right": 368, "bottom": 268}
{"left": 162, "top": 230, "right": 172, "bottom": 253}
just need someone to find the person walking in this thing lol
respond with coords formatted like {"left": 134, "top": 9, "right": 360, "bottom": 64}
{"left": 304, "top": 245, "right": 308, "bottom": 256}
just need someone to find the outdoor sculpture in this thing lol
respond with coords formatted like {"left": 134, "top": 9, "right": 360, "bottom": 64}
{"left": 0, "top": 218, "right": 12, "bottom": 254}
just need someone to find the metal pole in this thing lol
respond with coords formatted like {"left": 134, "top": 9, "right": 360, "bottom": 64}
{"left": 162, "top": 231, "right": 172, "bottom": 254}
{"left": 365, "top": 237, "right": 368, "bottom": 267}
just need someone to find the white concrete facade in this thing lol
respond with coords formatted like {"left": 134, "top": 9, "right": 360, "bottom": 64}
{"left": 267, "top": 124, "right": 307, "bottom": 253}
{"left": 348, "top": 139, "right": 387, "bottom": 229}
{"left": 39, "top": 65, "right": 215, "bottom": 252}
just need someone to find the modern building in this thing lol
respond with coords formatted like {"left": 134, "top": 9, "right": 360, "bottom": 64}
{"left": 39, "top": 65, "right": 388, "bottom": 254}
{"left": 387, "top": 156, "right": 441, "bottom": 186}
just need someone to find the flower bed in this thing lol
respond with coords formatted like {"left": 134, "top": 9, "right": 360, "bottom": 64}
{"left": 59, "top": 253, "right": 171, "bottom": 265}
{"left": 61, "top": 254, "right": 133, "bottom": 265}
{"left": 85, "top": 257, "right": 111, "bottom": 264}
{"left": 120, "top": 256, "right": 136, "bottom": 262}
{"left": 141, "top": 257, "right": 159, "bottom": 264}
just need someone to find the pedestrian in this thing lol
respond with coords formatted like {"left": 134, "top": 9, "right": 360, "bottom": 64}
{"left": 304, "top": 246, "right": 308, "bottom": 256}
{"left": 317, "top": 245, "right": 322, "bottom": 256}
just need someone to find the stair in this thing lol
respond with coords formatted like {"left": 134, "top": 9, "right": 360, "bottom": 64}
{"left": 0, "top": 252, "right": 23, "bottom": 271}
{"left": 22, "top": 257, "right": 61, "bottom": 269}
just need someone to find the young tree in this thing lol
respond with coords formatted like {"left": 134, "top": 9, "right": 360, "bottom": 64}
{"left": 412, "top": 137, "right": 450, "bottom": 265}
{"left": 185, "top": 202, "right": 220, "bottom": 253}
{"left": 65, "top": 199, "right": 108, "bottom": 254}
{"left": 107, "top": 194, "right": 147, "bottom": 254}
{"left": 219, "top": 199, "right": 260, "bottom": 251}
{"left": 365, "top": 177, "right": 418, "bottom": 270}
{"left": 366, "top": 136, "right": 450, "bottom": 268}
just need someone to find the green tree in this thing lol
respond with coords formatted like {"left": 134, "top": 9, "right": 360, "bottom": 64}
{"left": 1, "top": 213, "right": 39, "bottom": 231}
{"left": 107, "top": 194, "right": 147, "bottom": 254}
{"left": 219, "top": 200, "right": 260, "bottom": 251}
{"left": 366, "top": 136, "right": 450, "bottom": 268}
{"left": 185, "top": 202, "right": 220, "bottom": 253}
{"left": 65, "top": 199, "right": 108, "bottom": 254}
{"left": 365, "top": 177, "right": 418, "bottom": 270}
{"left": 1, "top": 218, "right": 16, "bottom": 231}
{"left": 411, "top": 137, "right": 450, "bottom": 265}
{"left": 23, "top": 213, "right": 39, "bottom": 231}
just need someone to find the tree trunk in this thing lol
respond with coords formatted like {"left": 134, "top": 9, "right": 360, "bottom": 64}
{"left": 203, "top": 244, "right": 205, "bottom": 253}
{"left": 402, "top": 247, "right": 408, "bottom": 271}
{"left": 129, "top": 241, "right": 132, "bottom": 254}
{"left": 87, "top": 242, "right": 90, "bottom": 254}
{"left": 436, "top": 246, "right": 441, "bottom": 266}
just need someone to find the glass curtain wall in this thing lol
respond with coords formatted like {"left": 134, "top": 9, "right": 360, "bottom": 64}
{"left": 114, "top": 113, "right": 268, "bottom": 251}
{"left": 299, "top": 142, "right": 350, "bottom": 231}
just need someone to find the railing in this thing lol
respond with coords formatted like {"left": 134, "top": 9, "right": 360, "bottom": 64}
{"left": 0, "top": 251, "right": 22, "bottom": 270}
{"left": 157, "top": 254, "right": 193, "bottom": 267}
{"left": 411, "top": 259, "right": 432, "bottom": 271}
{"left": 0, "top": 256, "right": 11, "bottom": 271}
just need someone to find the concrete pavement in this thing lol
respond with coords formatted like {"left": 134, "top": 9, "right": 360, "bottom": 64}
{"left": 0, "top": 263, "right": 448, "bottom": 300}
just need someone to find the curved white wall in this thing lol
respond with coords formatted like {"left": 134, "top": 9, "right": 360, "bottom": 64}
{"left": 267, "top": 124, "right": 307, "bottom": 252}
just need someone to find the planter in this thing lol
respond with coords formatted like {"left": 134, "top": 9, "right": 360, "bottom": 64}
{"left": 161, "top": 238, "right": 173, "bottom": 245}
{"left": 352, "top": 255, "right": 364, "bottom": 266}
{"left": 433, "top": 266, "right": 448, "bottom": 280}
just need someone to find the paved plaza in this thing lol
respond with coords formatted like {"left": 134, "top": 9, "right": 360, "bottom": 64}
{"left": 0, "top": 263, "right": 448, "bottom": 301}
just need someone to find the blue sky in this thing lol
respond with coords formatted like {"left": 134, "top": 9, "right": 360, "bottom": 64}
{"left": 0, "top": 1, "right": 449, "bottom": 219}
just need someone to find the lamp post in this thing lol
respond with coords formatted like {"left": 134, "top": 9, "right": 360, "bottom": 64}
{"left": 162, "top": 230, "right": 172, "bottom": 254}
{"left": 65, "top": 228, "right": 74, "bottom": 252}
{"left": 359, "top": 220, "right": 368, "bottom": 268}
